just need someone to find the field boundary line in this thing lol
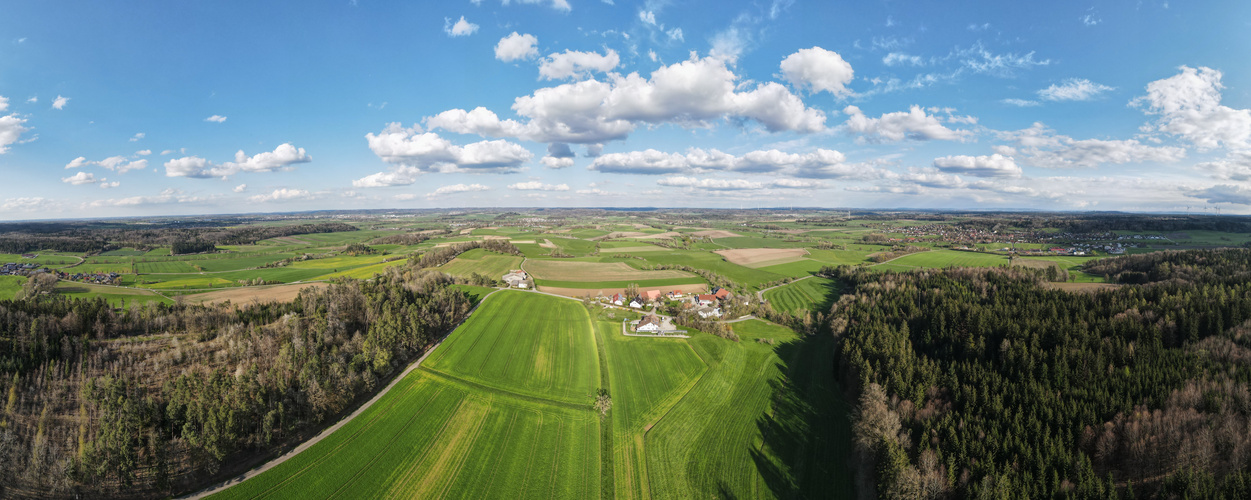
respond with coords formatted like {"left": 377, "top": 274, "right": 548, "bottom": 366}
{"left": 179, "top": 288, "right": 504, "bottom": 499}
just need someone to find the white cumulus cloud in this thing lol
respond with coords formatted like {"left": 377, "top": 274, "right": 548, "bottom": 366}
{"left": 1134, "top": 66, "right": 1251, "bottom": 151}
{"left": 0, "top": 114, "right": 28, "bottom": 154}
{"left": 999, "top": 122, "right": 1187, "bottom": 168}
{"left": 52, "top": 95, "right": 69, "bottom": 110}
{"left": 356, "top": 123, "right": 533, "bottom": 186}
{"left": 65, "top": 156, "right": 148, "bottom": 174}
{"left": 495, "top": 32, "right": 539, "bottom": 62}
{"left": 205, "top": 115, "right": 227, "bottom": 123}
{"left": 539, "top": 49, "right": 620, "bottom": 80}
{"left": 932, "top": 154, "right": 1022, "bottom": 178}
{"left": 62, "top": 172, "right": 100, "bottom": 185}
{"left": 444, "top": 16, "right": 479, "bottom": 37}
{"left": 429, "top": 183, "right": 491, "bottom": 197}
{"left": 842, "top": 105, "right": 972, "bottom": 143}
{"left": 428, "top": 54, "right": 827, "bottom": 145}
{"left": 780, "top": 47, "right": 855, "bottom": 96}
{"left": 250, "top": 188, "right": 310, "bottom": 203}
{"left": 508, "top": 181, "right": 569, "bottom": 191}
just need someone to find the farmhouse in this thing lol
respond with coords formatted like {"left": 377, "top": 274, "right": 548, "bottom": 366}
{"left": 712, "top": 287, "right": 730, "bottom": 300}
{"left": 502, "top": 270, "right": 529, "bottom": 288}
{"left": 636, "top": 314, "right": 662, "bottom": 333}
{"left": 611, "top": 293, "right": 624, "bottom": 306}
{"left": 643, "top": 289, "right": 661, "bottom": 302}
{"left": 694, "top": 294, "right": 716, "bottom": 306}
{"left": 696, "top": 306, "right": 722, "bottom": 319}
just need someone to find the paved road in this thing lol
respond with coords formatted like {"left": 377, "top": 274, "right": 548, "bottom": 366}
{"left": 180, "top": 288, "right": 502, "bottom": 499}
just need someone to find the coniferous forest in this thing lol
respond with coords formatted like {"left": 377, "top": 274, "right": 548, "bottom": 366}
{"left": 833, "top": 249, "right": 1251, "bottom": 498}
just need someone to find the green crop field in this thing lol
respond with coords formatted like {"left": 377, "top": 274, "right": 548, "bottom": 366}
{"left": 194, "top": 254, "right": 296, "bottom": 272}
{"left": 211, "top": 290, "right": 853, "bottom": 500}
{"left": 321, "top": 259, "right": 408, "bottom": 280}
{"left": 764, "top": 276, "right": 842, "bottom": 314}
{"left": 135, "top": 261, "right": 200, "bottom": 274}
{"left": 437, "top": 249, "right": 523, "bottom": 279}
{"left": 423, "top": 291, "right": 600, "bottom": 404}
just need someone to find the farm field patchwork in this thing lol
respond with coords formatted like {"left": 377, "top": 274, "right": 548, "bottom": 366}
{"left": 618, "top": 250, "right": 786, "bottom": 289}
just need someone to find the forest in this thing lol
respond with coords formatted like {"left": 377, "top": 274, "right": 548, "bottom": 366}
{"left": 833, "top": 249, "right": 1251, "bottom": 498}
{"left": 0, "top": 265, "right": 476, "bottom": 497}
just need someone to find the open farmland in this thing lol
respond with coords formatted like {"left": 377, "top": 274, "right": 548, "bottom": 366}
{"left": 523, "top": 260, "right": 697, "bottom": 282}
{"left": 212, "top": 289, "right": 853, "bottom": 499}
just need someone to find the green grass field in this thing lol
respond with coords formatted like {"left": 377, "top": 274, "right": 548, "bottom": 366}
{"left": 0, "top": 275, "right": 24, "bottom": 300}
{"left": 53, "top": 282, "right": 173, "bottom": 306}
{"left": 212, "top": 291, "right": 854, "bottom": 499}
{"left": 764, "top": 277, "right": 842, "bottom": 314}
{"left": 437, "top": 249, "right": 524, "bottom": 279}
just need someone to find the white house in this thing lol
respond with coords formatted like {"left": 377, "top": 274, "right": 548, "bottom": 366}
{"left": 629, "top": 299, "right": 643, "bottom": 309}
{"left": 636, "top": 314, "right": 662, "bottom": 333}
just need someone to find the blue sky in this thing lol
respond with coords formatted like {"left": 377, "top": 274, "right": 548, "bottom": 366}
{"left": 1, "top": 0, "right": 1250, "bottom": 219}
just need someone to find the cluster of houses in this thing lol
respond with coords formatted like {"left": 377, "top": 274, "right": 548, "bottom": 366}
{"left": 605, "top": 286, "right": 730, "bottom": 319}
{"left": 1, "top": 262, "right": 43, "bottom": 276}
{"left": 56, "top": 270, "right": 122, "bottom": 285}
{"left": 502, "top": 270, "right": 531, "bottom": 288}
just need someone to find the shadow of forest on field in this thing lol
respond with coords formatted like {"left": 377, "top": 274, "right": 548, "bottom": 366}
{"left": 752, "top": 331, "right": 857, "bottom": 499}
